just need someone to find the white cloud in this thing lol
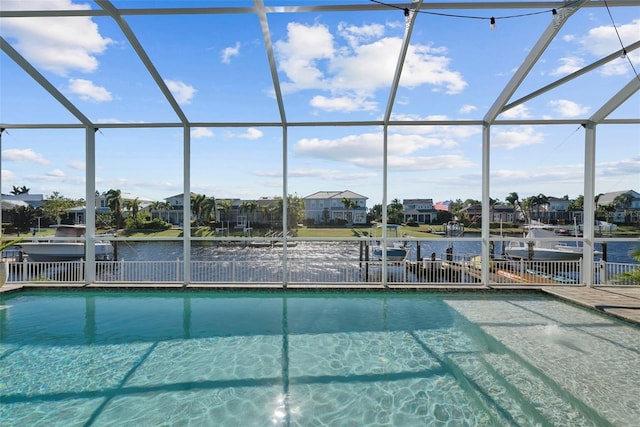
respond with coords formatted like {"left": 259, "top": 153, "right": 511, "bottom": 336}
{"left": 548, "top": 99, "right": 590, "bottom": 117}
{"left": 598, "top": 156, "right": 640, "bottom": 177}
{"left": 0, "top": 0, "right": 112, "bottom": 76}
{"left": 26, "top": 172, "right": 85, "bottom": 185}
{"left": 239, "top": 128, "right": 263, "bottom": 140}
{"left": 572, "top": 18, "right": 640, "bottom": 76}
{"left": 459, "top": 104, "right": 477, "bottom": 114}
{"left": 500, "top": 104, "right": 531, "bottom": 119}
{"left": 310, "top": 95, "right": 376, "bottom": 112}
{"left": 491, "top": 126, "right": 546, "bottom": 150}
{"left": 293, "top": 131, "right": 473, "bottom": 171}
{"left": 275, "top": 22, "right": 335, "bottom": 91}
{"left": 579, "top": 19, "right": 640, "bottom": 57}
{"left": 389, "top": 114, "right": 481, "bottom": 140}
{"left": 68, "top": 78, "right": 112, "bottom": 102}
{"left": 1, "top": 169, "right": 16, "bottom": 182}
{"left": 221, "top": 42, "right": 241, "bottom": 64}
{"left": 274, "top": 22, "right": 466, "bottom": 112}
{"left": 165, "top": 79, "right": 196, "bottom": 104}
{"left": 254, "top": 167, "right": 376, "bottom": 182}
{"left": 337, "top": 22, "right": 385, "bottom": 48}
{"left": 68, "top": 160, "right": 85, "bottom": 170}
{"left": 191, "top": 127, "right": 214, "bottom": 138}
{"left": 550, "top": 57, "right": 584, "bottom": 76}
{"left": 2, "top": 148, "right": 50, "bottom": 165}
{"left": 47, "top": 169, "right": 65, "bottom": 177}
{"left": 225, "top": 128, "right": 264, "bottom": 140}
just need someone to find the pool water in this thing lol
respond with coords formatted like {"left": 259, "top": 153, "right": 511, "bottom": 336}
{"left": 1, "top": 291, "right": 639, "bottom": 426}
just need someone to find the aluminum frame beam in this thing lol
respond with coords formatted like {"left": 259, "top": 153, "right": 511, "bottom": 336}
{"left": 255, "top": 0, "right": 288, "bottom": 125}
{"left": 96, "top": 0, "right": 189, "bottom": 125}
{"left": 2, "top": 2, "right": 637, "bottom": 18}
{"left": 484, "top": 0, "right": 589, "bottom": 124}
{"left": 0, "top": 36, "right": 93, "bottom": 126}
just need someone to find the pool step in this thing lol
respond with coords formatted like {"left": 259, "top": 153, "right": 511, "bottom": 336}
{"left": 445, "top": 351, "right": 605, "bottom": 427}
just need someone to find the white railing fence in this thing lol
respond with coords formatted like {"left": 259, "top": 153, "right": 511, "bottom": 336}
{"left": 3, "top": 257, "right": 638, "bottom": 286}
{"left": 4, "top": 259, "right": 85, "bottom": 283}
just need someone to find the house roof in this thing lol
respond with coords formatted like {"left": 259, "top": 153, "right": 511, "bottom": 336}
{"left": 598, "top": 190, "right": 640, "bottom": 206}
{"left": 304, "top": 190, "right": 367, "bottom": 200}
{"left": 403, "top": 199, "right": 433, "bottom": 204}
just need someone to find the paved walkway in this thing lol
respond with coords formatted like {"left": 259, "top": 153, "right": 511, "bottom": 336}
{"left": 543, "top": 286, "right": 640, "bottom": 325}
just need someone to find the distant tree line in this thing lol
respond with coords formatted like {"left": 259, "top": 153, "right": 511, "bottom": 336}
{"left": 3, "top": 186, "right": 638, "bottom": 233}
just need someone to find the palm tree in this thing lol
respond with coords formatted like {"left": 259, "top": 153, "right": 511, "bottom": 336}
{"left": 260, "top": 204, "right": 271, "bottom": 225}
{"left": 612, "top": 246, "right": 640, "bottom": 284}
{"left": 601, "top": 204, "right": 616, "bottom": 224}
{"left": 505, "top": 192, "right": 521, "bottom": 223}
{"left": 272, "top": 198, "right": 284, "bottom": 226}
{"left": 388, "top": 198, "right": 404, "bottom": 224}
{"left": 527, "top": 193, "right": 548, "bottom": 222}
{"left": 341, "top": 197, "right": 357, "bottom": 223}
{"left": 123, "top": 197, "right": 140, "bottom": 217}
{"left": 123, "top": 197, "right": 141, "bottom": 227}
{"left": 287, "top": 194, "right": 305, "bottom": 228}
{"left": 218, "top": 199, "right": 233, "bottom": 225}
{"left": 239, "top": 200, "right": 258, "bottom": 226}
{"left": 105, "top": 189, "right": 123, "bottom": 229}
{"left": 10, "top": 185, "right": 30, "bottom": 195}
{"left": 190, "top": 193, "right": 206, "bottom": 224}
{"left": 149, "top": 201, "right": 164, "bottom": 221}
{"left": 614, "top": 193, "right": 634, "bottom": 225}
{"left": 201, "top": 196, "right": 217, "bottom": 224}
{"left": 505, "top": 192, "right": 519, "bottom": 206}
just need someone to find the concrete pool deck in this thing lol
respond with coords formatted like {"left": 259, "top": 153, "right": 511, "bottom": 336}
{"left": 2, "top": 283, "right": 640, "bottom": 325}
{"left": 542, "top": 286, "right": 640, "bottom": 325}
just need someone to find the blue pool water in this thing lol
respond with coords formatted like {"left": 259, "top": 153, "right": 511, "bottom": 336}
{"left": 1, "top": 291, "right": 639, "bottom": 426}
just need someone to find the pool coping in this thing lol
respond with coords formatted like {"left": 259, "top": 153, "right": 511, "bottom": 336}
{"left": 2, "top": 282, "right": 640, "bottom": 325}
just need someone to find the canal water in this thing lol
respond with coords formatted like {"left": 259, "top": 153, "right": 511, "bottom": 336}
{"left": 114, "top": 238, "right": 639, "bottom": 264}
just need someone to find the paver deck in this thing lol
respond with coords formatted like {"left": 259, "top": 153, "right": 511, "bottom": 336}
{"left": 543, "top": 286, "right": 640, "bottom": 325}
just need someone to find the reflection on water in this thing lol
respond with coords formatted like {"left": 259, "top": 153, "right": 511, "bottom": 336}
{"left": 115, "top": 238, "right": 639, "bottom": 264}
{"left": 2, "top": 292, "right": 640, "bottom": 426}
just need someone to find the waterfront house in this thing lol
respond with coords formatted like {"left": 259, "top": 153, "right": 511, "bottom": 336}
{"left": 303, "top": 191, "right": 368, "bottom": 225}
{"left": 597, "top": 189, "right": 640, "bottom": 224}
{"left": 1, "top": 193, "right": 45, "bottom": 209}
{"left": 492, "top": 205, "right": 517, "bottom": 224}
{"left": 161, "top": 193, "right": 193, "bottom": 225}
{"left": 403, "top": 199, "right": 437, "bottom": 224}
{"left": 546, "top": 196, "right": 580, "bottom": 225}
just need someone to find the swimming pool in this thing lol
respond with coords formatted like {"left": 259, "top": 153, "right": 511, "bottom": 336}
{"left": 1, "top": 290, "right": 638, "bottom": 426}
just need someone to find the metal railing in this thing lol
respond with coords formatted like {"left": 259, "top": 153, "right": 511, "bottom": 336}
{"left": 4, "top": 259, "right": 85, "bottom": 283}
{"left": 3, "top": 256, "right": 638, "bottom": 287}
{"left": 2, "top": 236, "right": 638, "bottom": 287}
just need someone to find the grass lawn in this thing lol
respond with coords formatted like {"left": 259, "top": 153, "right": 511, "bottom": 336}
{"left": 2, "top": 224, "right": 639, "bottom": 240}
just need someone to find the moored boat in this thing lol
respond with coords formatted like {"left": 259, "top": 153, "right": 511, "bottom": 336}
{"left": 505, "top": 224, "right": 601, "bottom": 261}
{"left": 371, "top": 224, "right": 408, "bottom": 261}
{"left": 17, "top": 225, "right": 114, "bottom": 261}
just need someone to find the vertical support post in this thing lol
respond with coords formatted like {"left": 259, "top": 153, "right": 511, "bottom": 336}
{"left": 481, "top": 123, "right": 491, "bottom": 286}
{"left": 382, "top": 126, "right": 388, "bottom": 286}
{"left": 583, "top": 122, "right": 596, "bottom": 287}
{"left": 183, "top": 125, "right": 191, "bottom": 285}
{"left": 0, "top": 129, "right": 4, "bottom": 236}
{"left": 85, "top": 127, "right": 96, "bottom": 284}
{"left": 282, "top": 125, "right": 288, "bottom": 289}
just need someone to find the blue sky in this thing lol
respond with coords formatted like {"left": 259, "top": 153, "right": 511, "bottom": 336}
{"left": 1, "top": 0, "right": 638, "bottom": 208}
